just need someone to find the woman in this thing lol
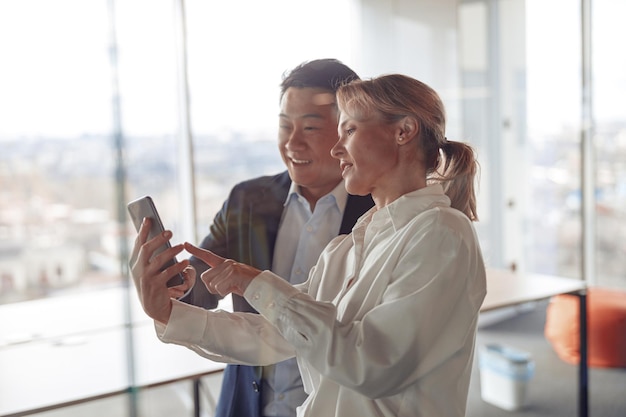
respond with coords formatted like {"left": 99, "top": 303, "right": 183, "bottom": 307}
{"left": 131, "top": 74, "right": 486, "bottom": 417}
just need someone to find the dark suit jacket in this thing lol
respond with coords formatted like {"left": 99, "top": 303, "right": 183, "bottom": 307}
{"left": 180, "top": 171, "right": 374, "bottom": 417}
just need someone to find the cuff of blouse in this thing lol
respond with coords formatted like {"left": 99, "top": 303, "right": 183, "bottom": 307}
{"left": 157, "top": 298, "right": 209, "bottom": 345}
{"left": 244, "top": 270, "right": 301, "bottom": 324}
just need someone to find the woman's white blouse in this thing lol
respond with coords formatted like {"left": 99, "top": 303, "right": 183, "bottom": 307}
{"left": 158, "top": 184, "right": 487, "bottom": 417}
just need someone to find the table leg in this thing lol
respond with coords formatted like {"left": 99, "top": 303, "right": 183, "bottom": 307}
{"left": 578, "top": 291, "right": 588, "bottom": 417}
{"left": 193, "top": 378, "right": 201, "bottom": 417}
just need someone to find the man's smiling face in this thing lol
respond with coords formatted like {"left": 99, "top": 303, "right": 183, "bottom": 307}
{"left": 278, "top": 87, "right": 343, "bottom": 204}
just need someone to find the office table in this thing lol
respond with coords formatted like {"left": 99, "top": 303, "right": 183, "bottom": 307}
{"left": 482, "top": 269, "right": 588, "bottom": 417}
{"left": 0, "top": 288, "right": 225, "bottom": 417}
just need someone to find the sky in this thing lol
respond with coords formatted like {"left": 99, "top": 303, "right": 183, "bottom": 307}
{"left": 0, "top": 0, "right": 623, "bottom": 140}
{"left": 0, "top": 0, "right": 354, "bottom": 139}
{"left": 526, "top": 0, "right": 626, "bottom": 135}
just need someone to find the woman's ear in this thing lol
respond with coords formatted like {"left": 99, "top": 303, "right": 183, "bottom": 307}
{"left": 396, "top": 116, "right": 419, "bottom": 145}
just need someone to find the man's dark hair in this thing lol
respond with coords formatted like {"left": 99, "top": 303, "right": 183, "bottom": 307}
{"left": 279, "top": 58, "right": 359, "bottom": 101}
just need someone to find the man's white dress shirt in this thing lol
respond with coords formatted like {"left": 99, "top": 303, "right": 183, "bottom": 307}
{"left": 261, "top": 180, "right": 346, "bottom": 417}
{"left": 158, "top": 184, "right": 487, "bottom": 417}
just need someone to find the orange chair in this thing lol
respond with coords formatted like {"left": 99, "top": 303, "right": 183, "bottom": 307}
{"left": 545, "top": 287, "right": 626, "bottom": 368}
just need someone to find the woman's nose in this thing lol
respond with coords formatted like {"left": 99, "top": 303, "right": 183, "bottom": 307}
{"left": 330, "top": 140, "right": 344, "bottom": 158}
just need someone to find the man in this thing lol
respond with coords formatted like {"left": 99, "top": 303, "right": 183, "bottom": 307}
{"left": 180, "top": 59, "right": 374, "bottom": 417}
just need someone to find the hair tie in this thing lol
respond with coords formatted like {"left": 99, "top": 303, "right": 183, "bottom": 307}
{"left": 440, "top": 137, "right": 449, "bottom": 149}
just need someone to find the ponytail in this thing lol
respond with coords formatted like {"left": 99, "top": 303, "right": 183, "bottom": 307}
{"left": 429, "top": 140, "right": 479, "bottom": 221}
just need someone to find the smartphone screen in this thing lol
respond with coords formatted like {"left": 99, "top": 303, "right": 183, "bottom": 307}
{"left": 127, "top": 196, "right": 185, "bottom": 287}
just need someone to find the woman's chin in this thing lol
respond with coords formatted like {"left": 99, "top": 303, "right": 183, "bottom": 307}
{"left": 344, "top": 182, "right": 365, "bottom": 196}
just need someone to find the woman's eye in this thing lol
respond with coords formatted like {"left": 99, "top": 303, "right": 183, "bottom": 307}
{"left": 346, "top": 128, "right": 355, "bottom": 135}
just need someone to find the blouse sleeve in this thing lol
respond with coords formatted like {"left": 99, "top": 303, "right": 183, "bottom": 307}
{"left": 157, "top": 299, "right": 297, "bottom": 365}
{"left": 244, "top": 209, "right": 486, "bottom": 399}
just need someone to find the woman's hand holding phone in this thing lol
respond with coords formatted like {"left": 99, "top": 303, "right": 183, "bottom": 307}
{"left": 128, "top": 217, "right": 195, "bottom": 324}
{"left": 126, "top": 195, "right": 195, "bottom": 323}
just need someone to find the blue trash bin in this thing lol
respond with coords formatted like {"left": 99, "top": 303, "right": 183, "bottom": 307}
{"left": 479, "top": 343, "right": 535, "bottom": 410}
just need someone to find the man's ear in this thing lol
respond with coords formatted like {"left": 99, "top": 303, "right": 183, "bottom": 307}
{"left": 396, "top": 116, "right": 419, "bottom": 145}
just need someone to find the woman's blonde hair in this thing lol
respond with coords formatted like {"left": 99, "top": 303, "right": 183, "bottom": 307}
{"left": 336, "top": 74, "right": 479, "bottom": 221}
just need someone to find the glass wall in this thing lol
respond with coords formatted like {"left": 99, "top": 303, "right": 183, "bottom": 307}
{"left": 589, "top": 0, "right": 626, "bottom": 288}
{"left": 458, "top": 0, "right": 626, "bottom": 290}
{"left": 524, "top": 0, "right": 625, "bottom": 288}
{"left": 1, "top": 0, "right": 623, "bottom": 415}
{"left": 525, "top": 0, "right": 584, "bottom": 278}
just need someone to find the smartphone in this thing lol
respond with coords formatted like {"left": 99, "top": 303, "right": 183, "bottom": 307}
{"left": 127, "top": 196, "right": 185, "bottom": 287}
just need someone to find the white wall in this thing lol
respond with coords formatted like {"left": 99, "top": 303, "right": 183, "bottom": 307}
{"left": 351, "top": 0, "right": 462, "bottom": 138}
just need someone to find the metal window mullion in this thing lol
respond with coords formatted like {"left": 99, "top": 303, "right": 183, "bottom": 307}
{"left": 173, "top": 0, "right": 198, "bottom": 245}
{"left": 580, "top": 0, "right": 595, "bottom": 287}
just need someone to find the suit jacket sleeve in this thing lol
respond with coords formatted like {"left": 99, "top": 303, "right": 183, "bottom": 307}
{"left": 179, "top": 199, "right": 229, "bottom": 309}
{"left": 179, "top": 172, "right": 291, "bottom": 310}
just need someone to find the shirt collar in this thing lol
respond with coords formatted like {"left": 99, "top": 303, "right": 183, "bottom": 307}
{"left": 357, "top": 184, "right": 451, "bottom": 232}
{"left": 285, "top": 180, "right": 349, "bottom": 215}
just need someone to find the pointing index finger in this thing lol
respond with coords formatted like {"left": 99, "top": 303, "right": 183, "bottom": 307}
{"left": 184, "top": 242, "right": 225, "bottom": 267}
